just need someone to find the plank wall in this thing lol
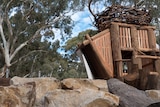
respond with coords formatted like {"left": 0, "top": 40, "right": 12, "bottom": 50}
{"left": 93, "top": 31, "right": 114, "bottom": 72}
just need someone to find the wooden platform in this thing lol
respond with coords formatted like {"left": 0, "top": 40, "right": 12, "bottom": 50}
{"left": 78, "top": 22, "right": 160, "bottom": 90}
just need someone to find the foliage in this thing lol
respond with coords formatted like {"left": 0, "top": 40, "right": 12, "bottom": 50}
{"left": 62, "top": 29, "right": 98, "bottom": 79}
{"left": 64, "top": 29, "right": 98, "bottom": 59}
{"left": 1, "top": 0, "right": 160, "bottom": 79}
{"left": 0, "top": 0, "right": 94, "bottom": 77}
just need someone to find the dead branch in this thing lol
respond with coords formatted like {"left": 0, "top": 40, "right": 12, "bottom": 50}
{"left": 88, "top": 0, "right": 96, "bottom": 20}
{"left": 94, "top": 5, "right": 152, "bottom": 31}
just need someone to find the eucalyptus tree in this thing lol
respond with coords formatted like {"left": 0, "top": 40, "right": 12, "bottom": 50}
{"left": 0, "top": 0, "right": 93, "bottom": 77}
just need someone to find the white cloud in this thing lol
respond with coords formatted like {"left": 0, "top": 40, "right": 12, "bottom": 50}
{"left": 71, "top": 11, "right": 83, "bottom": 21}
{"left": 70, "top": 8, "right": 96, "bottom": 38}
{"left": 51, "top": 7, "right": 97, "bottom": 46}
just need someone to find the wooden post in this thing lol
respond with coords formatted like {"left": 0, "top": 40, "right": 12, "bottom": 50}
{"left": 148, "top": 28, "right": 156, "bottom": 50}
{"left": 131, "top": 26, "right": 142, "bottom": 70}
{"left": 155, "top": 59, "right": 160, "bottom": 74}
{"left": 110, "top": 23, "right": 123, "bottom": 78}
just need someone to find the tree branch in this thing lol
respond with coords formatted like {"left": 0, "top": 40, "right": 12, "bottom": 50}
{"left": 0, "top": 6, "right": 6, "bottom": 46}
{"left": 28, "top": 15, "right": 62, "bottom": 43}
{"left": 0, "top": 16, "right": 10, "bottom": 66}
{"left": 10, "top": 35, "right": 18, "bottom": 54}
{"left": 10, "top": 41, "right": 28, "bottom": 61}
{"left": 5, "top": 0, "right": 14, "bottom": 45}
{"left": 10, "top": 27, "right": 29, "bottom": 54}
{"left": 10, "top": 16, "right": 62, "bottom": 63}
{"left": 11, "top": 50, "right": 47, "bottom": 65}
{"left": 88, "top": 0, "right": 96, "bottom": 19}
{"left": 22, "top": 2, "right": 34, "bottom": 20}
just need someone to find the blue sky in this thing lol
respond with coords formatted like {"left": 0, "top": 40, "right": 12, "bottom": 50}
{"left": 53, "top": 8, "right": 96, "bottom": 54}
{"left": 52, "top": 2, "right": 107, "bottom": 45}
{"left": 70, "top": 9, "right": 96, "bottom": 37}
{"left": 52, "top": 8, "right": 96, "bottom": 45}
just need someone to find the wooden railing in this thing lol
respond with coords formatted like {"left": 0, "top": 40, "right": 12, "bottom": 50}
{"left": 119, "top": 27, "right": 132, "bottom": 49}
{"left": 119, "top": 26, "right": 150, "bottom": 50}
{"left": 137, "top": 29, "right": 149, "bottom": 50}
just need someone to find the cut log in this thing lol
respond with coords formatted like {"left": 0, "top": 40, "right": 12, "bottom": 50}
{"left": 107, "top": 78, "right": 159, "bottom": 107}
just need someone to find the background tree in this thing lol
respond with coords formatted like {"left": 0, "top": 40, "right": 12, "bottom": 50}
{"left": 63, "top": 29, "right": 98, "bottom": 79}
{"left": 0, "top": 0, "right": 90, "bottom": 77}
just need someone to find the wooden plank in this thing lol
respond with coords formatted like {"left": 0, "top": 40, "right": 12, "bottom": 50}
{"left": 142, "top": 30, "right": 145, "bottom": 48}
{"left": 141, "top": 30, "right": 143, "bottom": 48}
{"left": 141, "top": 30, "right": 144, "bottom": 48}
{"left": 145, "top": 30, "right": 149, "bottom": 48}
{"left": 122, "top": 27, "right": 126, "bottom": 48}
{"left": 148, "top": 28, "right": 156, "bottom": 50}
{"left": 125, "top": 27, "right": 129, "bottom": 48}
{"left": 92, "top": 32, "right": 114, "bottom": 75}
{"left": 119, "top": 27, "right": 123, "bottom": 47}
{"left": 145, "top": 30, "right": 148, "bottom": 48}
{"left": 140, "top": 30, "right": 143, "bottom": 48}
{"left": 91, "top": 29, "right": 110, "bottom": 40}
{"left": 137, "top": 30, "right": 140, "bottom": 48}
{"left": 86, "top": 34, "right": 113, "bottom": 78}
{"left": 128, "top": 28, "right": 132, "bottom": 48}
{"left": 82, "top": 29, "right": 110, "bottom": 46}
{"left": 144, "top": 30, "right": 147, "bottom": 48}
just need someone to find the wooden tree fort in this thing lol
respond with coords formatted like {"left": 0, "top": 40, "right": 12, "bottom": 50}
{"left": 77, "top": 5, "right": 160, "bottom": 90}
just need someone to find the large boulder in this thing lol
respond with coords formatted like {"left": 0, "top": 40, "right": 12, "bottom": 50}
{"left": 61, "top": 78, "right": 108, "bottom": 91}
{"left": 10, "top": 76, "right": 61, "bottom": 100}
{"left": 42, "top": 88, "right": 119, "bottom": 107}
{"left": 107, "top": 78, "right": 159, "bottom": 107}
{"left": 10, "top": 76, "right": 61, "bottom": 107}
{"left": 0, "top": 82, "right": 35, "bottom": 107}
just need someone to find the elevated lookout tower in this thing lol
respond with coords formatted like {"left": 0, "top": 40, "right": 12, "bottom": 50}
{"left": 77, "top": 5, "right": 160, "bottom": 90}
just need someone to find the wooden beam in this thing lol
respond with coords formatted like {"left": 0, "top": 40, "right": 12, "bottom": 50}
{"left": 111, "top": 22, "right": 156, "bottom": 29}
{"left": 82, "top": 29, "right": 110, "bottom": 46}
{"left": 135, "top": 55, "right": 160, "bottom": 59}
{"left": 131, "top": 26, "right": 139, "bottom": 55}
{"left": 91, "top": 29, "right": 109, "bottom": 40}
{"left": 131, "top": 26, "right": 142, "bottom": 69}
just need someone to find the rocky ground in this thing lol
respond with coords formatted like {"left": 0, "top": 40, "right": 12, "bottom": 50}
{"left": 0, "top": 77, "right": 159, "bottom": 107}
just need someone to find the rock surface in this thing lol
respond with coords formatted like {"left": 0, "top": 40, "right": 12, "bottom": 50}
{"left": 107, "top": 78, "right": 159, "bottom": 107}
{"left": 145, "top": 90, "right": 160, "bottom": 100}
{"left": 10, "top": 76, "right": 61, "bottom": 100}
{"left": 0, "top": 77, "right": 160, "bottom": 107}
{"left": 43, "top": 88, "right": 119, "bottom": 107}
{"left": 9, "top": 77, "right": 118, "bottom": 107}
{"left": 0, "top": 82, "right": 35, "bottom": 107}
{"left": 61, "top": 78, "right": 108, "bottom": 91}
